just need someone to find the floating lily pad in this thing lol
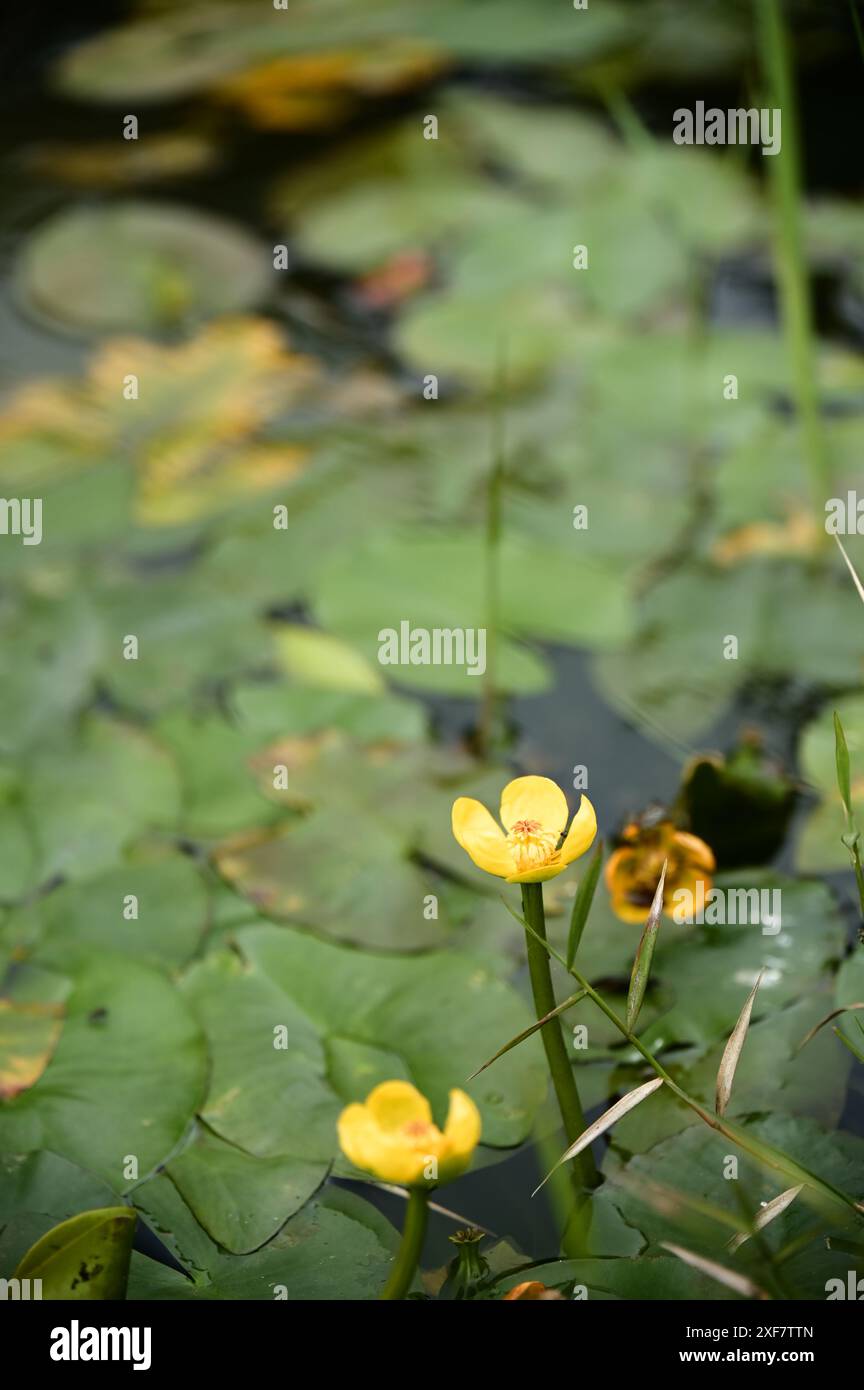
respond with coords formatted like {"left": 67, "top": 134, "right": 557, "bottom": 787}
{"left": 128, "top": 1186, "right": 400, "bottom": 1301}
{"left": 593, "top": 561, "right": 864, "bottom": 749}
{"left": 0, "top": 1151, "right": 118, "bottom": 1276}
{"left": 272, "top": 624, "right": 384, "bottom": 693}
{"left": 20, "top": 718, "right": 180, "bottom": 885}
{"left": 17, "top": 203, "right": 270, "bottom": 334}
{"left": 155, "top": 685, "right": 426, "bottom": 839}
{"left": 0, "top": 953, "right": 206, "bottom": 1188}
{"left": 0, "top": 999, "right": 65, "bottom": 1100}
{"left": 215, "top": 812, "right": 444, "bottom": 951}
{"left": 312, "top": 528, "right": 632, "bottom": 694}
{"left": 0, "top": 592, "right": 104, "bottom": 757}
{"left": 1, "top": 856, "right": 210, "bottom": 972}
{"left": 14, "top": 1206, "right": 136, "bottom": 1300}
{"left": 166, "top": 1127, "right": 326, "bottom": 1255}
{"left": 179, "top": 923, "right": 545, "bottom": 1164}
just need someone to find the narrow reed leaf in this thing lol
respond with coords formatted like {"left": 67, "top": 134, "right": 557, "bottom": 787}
{"left": 835, "top": 709, "right": 854, "bottom": 815}
{"left": 716, "top": 971, "right": 763, "bottom": 1117}
{"left": 466, "top": 988, "right": 587, "bottom": 1080}
{"left": 625, "top": 858, "right": 667, "bottom": 1032}
{"left": 835, "top": 535, "right": 864, "bottom": 607}
{"left": 833, "top": 1025, "right": 864, "bottom": 1065}
{"left": 660, "top": 1243, "right": 771, "bottom": 1300}
{"left": 566, "top": 838, "right": 603, "bottom": 969}
{"left": 532, "top": 1077, "right": 664, "bottom": 1196}
{"left": 726, "top": 1185, "right": 803, "bottom": 1254}
{"left": 830, "top": 699, "right": 864, "bottom": 919}
{"left": 796, "top": 1002, "right": 864, "bottom": 1053}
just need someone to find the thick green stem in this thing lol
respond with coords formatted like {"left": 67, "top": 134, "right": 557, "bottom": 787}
{"left": 521, "top": 883, "right": 598, "bottom": 1189}
{"left": 380, "top": 1188, "right": 428, "bottom": 1300}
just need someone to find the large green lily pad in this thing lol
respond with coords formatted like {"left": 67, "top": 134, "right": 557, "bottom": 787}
{"left": 179, "top": 923, "right": 545, "bottom": 1168}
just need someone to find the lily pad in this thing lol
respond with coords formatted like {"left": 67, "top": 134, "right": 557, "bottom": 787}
{"left": 0, "top": 999, "right": 65, "bottom": 1100}
{"left": 179, "top": 923, "right": 545, "bottom": 1165}
{"left": 0, "top": 953, "right": 207, "bottom": 1188}
{"left": 0, "top": 1151, "right": 118, "bottom": 1276}
{"left": 593, "top": 561, "right": 864, "bottom": 748}
{"left": 17, "top": 203, "right": 270, "bottom": 335}
{"left": 0, "top": 856, "right": 210, "bottom": 972}
{"left": 312, "top": 527, "right": 632, "bottom": 694}
{"left": 14, "top": 1206, "right": 136, "bottom": 1300}
{"left": 214, "top": 811, "right": 444, "bottom": 952}
{"left": 0, "top": 592, "right": 104, "bottom": 757}
{"left": 20, "top": 718, "right": 180, "bottom": 885}
{"left": 166, "top": 1127, "right": 326, "bottom": 1255}
{"left": 128, "top": 1186, "right": 400, "bottom": 1301}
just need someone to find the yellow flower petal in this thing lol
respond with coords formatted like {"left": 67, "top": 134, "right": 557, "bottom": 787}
{"left": 505, "top": 861, "right": 567, "bottom": 884}
{"left": 499, "top": 776, "right": 568, "bottom": 835}
{"left": 443, "top": 1088, "right": 482, "bottom": 1158}
{"left": 337, "top": 1099, "right": 431, "bottom": 1185}
{"left": 452, "top": 797, "right": 515, "bottom": 878}
{"left": 673, "top": 831, "right": 717, "bottom": 872}
{"left": 364, "top": 1080, "right": 431, "bottom": 1132}
{"left": 609, "top": 892, "right": 652, "bottom": 924}
{"left": 559, "top": 795, "right": 598, "bottom": 866}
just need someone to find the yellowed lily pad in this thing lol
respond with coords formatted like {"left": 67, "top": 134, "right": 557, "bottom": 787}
{"left": 14, "top": 1206, "right": 136, "bottom": 1300}
{"left": 0, "top": 1000, "right": 65, "bottom": 1101}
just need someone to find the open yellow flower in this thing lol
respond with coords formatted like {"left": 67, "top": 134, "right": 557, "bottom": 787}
{"left": 605, "top": 818, "right": 715, "bottom": 923}
{"left": 451, "top": 775, "right": 597, "bottom": 883}
{"left": 338, "top": 1080, "right": 481, "bottom": 1187}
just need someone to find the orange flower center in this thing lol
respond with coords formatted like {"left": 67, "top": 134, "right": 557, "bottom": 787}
{"left": 403, "top": 1120, "right": 432, "bottom": 1137}
{"left": 507, "top": 818, "right": 561, "bottom": 872}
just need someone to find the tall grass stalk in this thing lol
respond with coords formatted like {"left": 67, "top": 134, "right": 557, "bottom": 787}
{"left": 756, "top": 0, "right": 830, "bottom": 521}
{"left": 477, "top": 366, "right": 504, "bottom": 760}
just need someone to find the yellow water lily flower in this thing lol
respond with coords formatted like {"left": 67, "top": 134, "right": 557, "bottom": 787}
{"left": 605, "top": 818, "right": 716, "bottom": 923}
{"left": 338, "top": 1080, "right": 481, "bottom": 1187}
{"left": 451, "top": 775, "right": 597, "bottom": 883}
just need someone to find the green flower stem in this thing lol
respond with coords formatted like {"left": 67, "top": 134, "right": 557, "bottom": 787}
{"left": 520, "top": 883, "right": 598, "bottom": 1190}
{"left": 380, "top": 1188, "right": 428, "bottom": 1300}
